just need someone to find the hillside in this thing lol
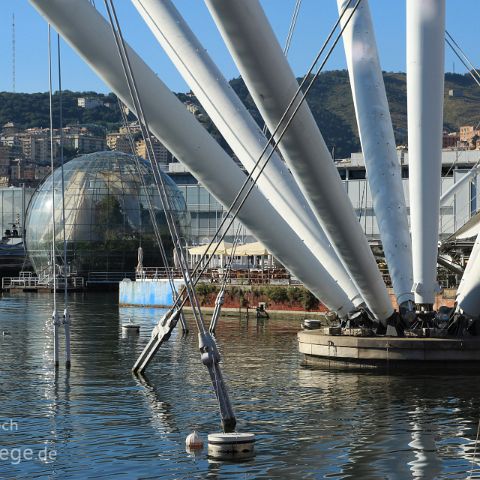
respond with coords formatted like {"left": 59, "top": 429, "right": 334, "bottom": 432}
{"left": 1, "top": 70, "right": 480, "bottom": 158}
{"left": 232, "top": 70, "right": 480, "bottom": 157}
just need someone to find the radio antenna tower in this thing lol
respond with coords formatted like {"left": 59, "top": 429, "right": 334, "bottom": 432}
{"left": 12, "top": 13, "right": 16, "bottom": 93}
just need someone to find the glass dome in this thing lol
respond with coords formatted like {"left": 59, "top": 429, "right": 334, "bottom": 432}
{"left": 25, "top": 151, "right": 190, "bottom": 275}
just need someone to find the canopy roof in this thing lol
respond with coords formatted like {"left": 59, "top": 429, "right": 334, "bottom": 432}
{"left": 225, "top": 241, "right": 269, "bottom": 256}
{"left": 451, "top": 211, "right": 480, "bottom": 240}
{"left": 188, "top": 241, "right": 232, "bottom": 256}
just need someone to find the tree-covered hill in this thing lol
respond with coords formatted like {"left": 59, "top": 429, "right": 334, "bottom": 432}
{"left": 232, "top": 70, "right": 480, "bottom": 157}
{"left": 0, "top": 91, "right": 125, "bottom": 133}
{"left": 2, "top": 70, "right": 480, "bottom": 158}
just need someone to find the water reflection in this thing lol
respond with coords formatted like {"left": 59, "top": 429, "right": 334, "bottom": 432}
{"left": 1, "top": 292, "right": 480, "bottom": 478}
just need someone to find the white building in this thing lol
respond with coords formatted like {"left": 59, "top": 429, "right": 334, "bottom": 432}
{"left": 337, "top": 149, "right": 479, "bottom": 240}
{"left": 168, "top": 149, "right": 480, "bottom": 246}
{"left": 77, "top": 97, "right": 103, "bottom": 109}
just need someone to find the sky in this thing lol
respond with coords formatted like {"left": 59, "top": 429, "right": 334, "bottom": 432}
{"left": 0, "top": 0, "right": 478, "bottom": 94}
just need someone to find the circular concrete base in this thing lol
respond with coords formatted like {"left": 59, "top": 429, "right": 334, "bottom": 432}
{"left": 298, "top": 330, "right": 480, "bottom": 370}
{"left": 208, "top": 433, "right": 255, "bottom": 460}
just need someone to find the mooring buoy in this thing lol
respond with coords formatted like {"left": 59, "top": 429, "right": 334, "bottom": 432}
{"left": 207, "top": 432, "right": 256, "bottom": 460}
{"left": 122, "top": 324, "right": 140, "bottom": 335}
{"left": 186, "top": 431, "right": 204, "bottom": 451}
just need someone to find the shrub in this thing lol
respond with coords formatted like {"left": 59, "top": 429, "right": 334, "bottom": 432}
{"left": 195, "top": 283, "right": 218, "bottom": 297}
{"left": 287, "top": 287, "right": 303, "bottom": 305}
{"left": 301, "top": 290, "right": 320, "bottom": 311}
{"left": 265, "top": 286, "right": 289, "bottom": 303}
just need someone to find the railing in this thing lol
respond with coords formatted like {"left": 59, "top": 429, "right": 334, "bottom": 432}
{"left": 136, "top": 267, "right": 182, "bottom": 280}
{"left": 2, "top": 275, "right": 39, "bottom": 289}
{"left": 378, "top": 264, "right": 459, "bottom": 290}
{"left": 54, "top": 277, "right": 85, "bottom": 288}
{"left": 135, "top": 267, "right": 295, "bottom": 285}
{"left": 2, "top": 273, "right": 85, "bottom": 289}
{"left": 87, "top": 271, "right": 135, "bottom": 283}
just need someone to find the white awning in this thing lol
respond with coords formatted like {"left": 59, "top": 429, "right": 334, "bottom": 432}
{"left": 188, "top": 241, "right": 232, "bottom": 256}
{"left": 225, "top": 241, "right": 269, "bottom": 256}
{"left": 451, "top": 211, "right": 480, "bottom": 240}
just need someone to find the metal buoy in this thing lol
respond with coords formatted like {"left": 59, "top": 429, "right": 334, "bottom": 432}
{"left": 208, "top": 432, "right": 255, "bottom": 460}
{"left": 186, "top": 431, "right": 204, "bottom": 450}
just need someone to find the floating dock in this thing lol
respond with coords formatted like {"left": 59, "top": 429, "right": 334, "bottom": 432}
{"left": 298, "top": 330, "right": 480, "bottom": 368}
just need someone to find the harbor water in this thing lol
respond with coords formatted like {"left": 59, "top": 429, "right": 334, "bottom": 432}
{"left": 1, "top": 291, "right": 480, "bottom": 479}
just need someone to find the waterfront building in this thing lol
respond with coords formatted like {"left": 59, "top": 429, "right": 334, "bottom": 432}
{"left": 167, "top": 161, "right": 252, "bottom": 245}
{"left": 167, "top": 149, "right": 480, "bottom": 246}
{"left": 336, "top": 149, "right": 480, "bottom": 240}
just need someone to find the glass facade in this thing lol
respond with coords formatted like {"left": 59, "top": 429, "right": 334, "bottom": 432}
{"left": 175, "top": 182, "right": 252, "bottom": 244}
{"left": 0, "top": 186, "right": 33, "bottom": 237}
{"left": 25, "top": 151, "right": 189, "bottom": 275}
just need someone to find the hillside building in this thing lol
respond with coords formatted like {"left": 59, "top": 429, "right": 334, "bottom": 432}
{"left": 135, "top": 136, "right": 171, "bottom": 165}
{"left": 106, "top": 132, "right": 134, "bottom": 154}
{"left": 77, "top": 96, "right": 103, "bottom": 109}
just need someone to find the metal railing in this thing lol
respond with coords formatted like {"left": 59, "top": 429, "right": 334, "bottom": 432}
{"left": 135, "top": 267, "right": 182, "bottom": 280}
{"left": 135, "top": 266, "right": 294, "bottom": 285}
{"left": 87, "top": 271, "right": 135, "bottom": 283}
{"left": 2, "top": 272, "right": 85, "bottom": 289}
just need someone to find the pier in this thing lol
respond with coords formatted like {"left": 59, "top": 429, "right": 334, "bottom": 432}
{"left": 1, "top": 271, "right": 85, "bottom": 292}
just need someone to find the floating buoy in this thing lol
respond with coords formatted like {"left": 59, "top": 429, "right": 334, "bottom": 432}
{"left": 302, "top": 319, "right": 321, "bottom": 330}
{"left": 208, "top": 432, "right": 255, "bottom": 460}
{"left": 2, "top": 331, "right": 10, "bottom": 336}
{"left": 122, "top": 324, "right": 140, "bottom": 334}
{"left": 186, "top": 431, "right": 204, "bottom": 450}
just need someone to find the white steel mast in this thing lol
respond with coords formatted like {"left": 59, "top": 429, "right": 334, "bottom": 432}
{"left": 406, "top": 0, "right": 446, "bottom": 309}
{"left": 337, "top": 0, "right": 414, "bottom": 309}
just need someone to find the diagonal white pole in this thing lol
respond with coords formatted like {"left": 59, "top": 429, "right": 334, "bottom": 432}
{"left": 132, "top": 0, "right": 362, "bottom": 307}
{"left": 204, "top": 0, "right": 393, "bottom": 323}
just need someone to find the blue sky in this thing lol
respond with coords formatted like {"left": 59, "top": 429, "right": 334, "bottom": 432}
{"left": 0, "top": 0, "right": 478, "bottom": 94}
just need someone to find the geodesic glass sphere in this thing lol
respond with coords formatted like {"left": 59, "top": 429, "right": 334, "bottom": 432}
{"left": 25, "top": 151, "right": 189, "bottom": 275}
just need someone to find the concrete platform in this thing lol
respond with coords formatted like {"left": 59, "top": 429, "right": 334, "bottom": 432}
{"left": 298, "top": 330, "right": 480, "bottom": 369}
{"left": 119, "top": 278, "right": 184, "bottom": 307}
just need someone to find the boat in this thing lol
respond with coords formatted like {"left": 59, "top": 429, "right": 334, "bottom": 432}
{"left": 0, "top": 222, "right": 28, "bottom": 276}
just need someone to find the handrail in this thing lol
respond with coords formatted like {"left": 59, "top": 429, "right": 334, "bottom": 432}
{"left": 2, "top": 275, "right": 85, "bottom": 289}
